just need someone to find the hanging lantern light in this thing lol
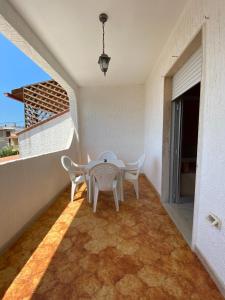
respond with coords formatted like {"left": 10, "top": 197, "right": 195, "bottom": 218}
{"left": 98, "top": 13, "right": 111, "bottom": 76}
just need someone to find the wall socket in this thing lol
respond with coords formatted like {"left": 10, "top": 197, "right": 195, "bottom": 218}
{"left": 207, "top": 213, "right": 222, "bottom": 230}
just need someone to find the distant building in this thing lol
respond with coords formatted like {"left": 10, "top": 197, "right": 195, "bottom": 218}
{"left": 5, "top": 79, "right": 69, "bottom": 128}
{"left": 0, "top": 123, "right": 22, "bottom": 149}
{"left": 4, "top": 80, "right": 70, "bottom": 158}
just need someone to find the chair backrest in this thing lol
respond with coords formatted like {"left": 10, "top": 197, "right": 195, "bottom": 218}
{"left": 137, "top": 154, "right": 146, "bottom": 176}
{"left": 61, "top": 155, "right": 76, "bottom": 172}
{"left": 126, "top": 154, "right": 145, "bottom": 178}
{"left": 61, "top": 155, "right": 83, "bottom": 181}
{"left": 90, "top": 163, "right": 120, "bottom": 191}
{"left": 97, "top": 151, "right": 117, "bottom": 161}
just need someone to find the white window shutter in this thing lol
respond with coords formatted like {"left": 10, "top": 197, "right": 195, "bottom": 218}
{"left": 172, "top": 47, "right": 202, "bottom": 100}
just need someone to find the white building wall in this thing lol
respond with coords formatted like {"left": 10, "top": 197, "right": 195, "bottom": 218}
{"left": 18, "top": 112, "right": 74, "bottom": 158}
{"left": 144, "top": 0, "right": 225, "bottom": 292}
{"left": 78, "top": 85, "right": 145, "bottom": 163}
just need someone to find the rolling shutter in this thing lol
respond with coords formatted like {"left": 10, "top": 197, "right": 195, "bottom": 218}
{"left": 172, "top": 47, "right": 202, "bottom": 100}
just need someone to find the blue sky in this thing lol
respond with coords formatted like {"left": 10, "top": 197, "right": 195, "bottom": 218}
{"left": 0, "top": 33, "right": 51, "bottom": 127}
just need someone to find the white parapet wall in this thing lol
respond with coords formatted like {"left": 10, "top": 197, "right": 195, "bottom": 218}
{"left": 0, "top": 137, "right": 77, "bottom": 252}
{"left": 18, "top": 111, "right": 74, "bottom": 158}
{"left": 0, "top": 2, "right": 80, "bottom": 252}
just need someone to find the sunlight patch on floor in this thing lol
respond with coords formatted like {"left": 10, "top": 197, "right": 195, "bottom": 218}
{"left": 0, "top": 185, "right": 86, "bottom": 299}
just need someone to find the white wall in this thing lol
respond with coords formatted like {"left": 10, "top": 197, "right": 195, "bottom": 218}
{"left": 144, "top": 0, "right": 225, "bottom": 292}
{"left": 18, "top": 112, "right": 74, "bottom": 158}
{"left": 78, "top": 85, "right": 145, "bottom": 163}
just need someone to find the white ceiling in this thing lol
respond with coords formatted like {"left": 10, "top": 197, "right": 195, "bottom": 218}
{"left": 9, "top": 0, "right": 187, "bottom": 87}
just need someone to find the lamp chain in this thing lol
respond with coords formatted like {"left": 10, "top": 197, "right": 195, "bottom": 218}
{"left": 102, "top": 22, "right": 105, "bottom": 54}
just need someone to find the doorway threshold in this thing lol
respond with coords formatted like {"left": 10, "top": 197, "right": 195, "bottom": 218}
{"left": 162, "top": 202, "right": 193, "bottom": 247}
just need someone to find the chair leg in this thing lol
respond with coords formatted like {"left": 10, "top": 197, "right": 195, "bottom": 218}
{"left": 133, "top": 180, "right": 139, "bottom": 199}
{"left": 86, "top": 180, "right": 90, "bottom": 203}
{"left": 88, "top": 177, "right": 92, "bottom": 203}
{"left": 86, "top": 181, "right": 89, "bottom": 201}
{"left": 93, "top": 185, "right": 99, "bottom": 213}
{"left": 71, "top": 183, "right": 76, "bottom": 202}
{"left": 113, "top": 187, "right": 119, "bottom": 212}
{"left": 120, "top": 174, "right": 124, "bottom": 202}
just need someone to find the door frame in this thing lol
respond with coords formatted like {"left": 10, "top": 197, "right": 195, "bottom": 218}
{"left": 169, "top": 99, "right": 183, "bottom": 203}
{"left": 161, "top": 29, "right": 205, "bottom": 249}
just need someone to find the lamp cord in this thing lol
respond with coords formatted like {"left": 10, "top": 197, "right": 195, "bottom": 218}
{"left": 102, "top": 22, "right": 105, "bottom": 54}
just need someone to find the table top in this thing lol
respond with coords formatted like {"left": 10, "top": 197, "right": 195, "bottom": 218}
{"left": 86, "top": 159, "right": 125, "bottom": 170}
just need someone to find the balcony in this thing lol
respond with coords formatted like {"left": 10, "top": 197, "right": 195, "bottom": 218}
{"left": 0, "top": 0, "right": 225, "bottom": 298}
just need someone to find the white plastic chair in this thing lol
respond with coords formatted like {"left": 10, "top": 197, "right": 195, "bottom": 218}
{"left": 90, "top": 163, "right": 120, "bottom": 212}
{"left": 61, "top": 155, "right": 88, "bottom": 202}
{"left": 97, "top": 151, "right": 118, "bottom": 161}
{"left": 124, "top": 154, "right": 145, "bottom": 199}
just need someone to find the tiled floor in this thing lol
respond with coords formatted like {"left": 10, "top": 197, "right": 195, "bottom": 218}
{"left": 0, "top": 176, "right": 223, "bottom": 299}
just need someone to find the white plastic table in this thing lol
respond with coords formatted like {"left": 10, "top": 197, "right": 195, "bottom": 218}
{"left": 86, "top": 160, "right": 125, "bottom": 203}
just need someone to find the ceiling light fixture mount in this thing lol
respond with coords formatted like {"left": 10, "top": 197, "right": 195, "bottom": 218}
{"left": 98, "top": 13, "right": 111, "bottom": 76}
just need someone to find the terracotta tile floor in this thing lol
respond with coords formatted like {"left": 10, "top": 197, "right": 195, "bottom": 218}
{"left": 0, "top": 176, "right": 223, "bottom": 299}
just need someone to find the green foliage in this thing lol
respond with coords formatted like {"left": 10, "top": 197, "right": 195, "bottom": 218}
{"left": 0, "top": 146, "right": 19, "bottom": 158}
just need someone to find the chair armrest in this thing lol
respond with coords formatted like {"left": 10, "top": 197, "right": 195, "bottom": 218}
{"left": 125, "top": 167, "right": 138, "bottom": 176}
{"left": 125, "top": 163, "right": 138, "bottom": 170}
{"left": 70, "top": 170, "right": 83, "bottom": 177}
{"left": 125, "top": 161, "right": 138, "bottom": 167}
{"left": 69, "top": 170, "right": 84, "bottom": 182}
{"left": 76, "top": 163, "right": 88, "bottom": 169}
{"left": 71, "top": 162, "right": 88, "bottom": 174}
{"left": 125, "top": 167, "right": 138, "bottom": 172}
